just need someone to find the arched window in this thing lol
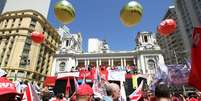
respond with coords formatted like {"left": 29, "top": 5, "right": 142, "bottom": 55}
{"left": 59, "top": 62, "right": 66, "bottom": 71}
{"left": 147, "top": 60, "right": 155, "bottom": 70}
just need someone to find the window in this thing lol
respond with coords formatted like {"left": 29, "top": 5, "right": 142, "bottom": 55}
{"left": 30, "top": 19, "right": 37, "bottom": 29}
{"left": 17, "top": 71, "right": 25, "bottom": 78}
{"left": 19, "top": 18, "right": 22, "bottom": 22}
{"left": 59, "top": 62, "right": 66, "bottom": 71}
{"left": 13, "top": 19, "right": 16, "bottom": 23}
{"left": 4, "top": 19, "right": 8, "bottom": 28}
{"left": 45, "top": 70, "right": 48, "bottom": 74}
{"left": 33, "top": 13, "right": 38, "bottom": 16}
{"left": 66, "top": 40, "right": 70, "bottom": 46}
{"left": 11, "top": 23, "right": 14, "bottom": 27}
{"left": 144, "top": 35, "right": 148, "bottom": 42}
{"left": 18, "top": 23, "right": 21, "bottom": 27}
{"left": 19, "top": 37, "right": 31, "bottom": 67}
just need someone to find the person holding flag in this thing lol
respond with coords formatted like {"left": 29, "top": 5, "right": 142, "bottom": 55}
{"left": 129, "top": 81, "right": 144, "bottom": 101}
{"left": 22, "top": 83, "right": 41, "bottom": 101}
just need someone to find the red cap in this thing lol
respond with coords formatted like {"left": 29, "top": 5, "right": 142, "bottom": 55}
{"left": 189, "top": 98, "right": 198, "bottom": 101}
{"left": 0, "top": 77, "right": 18, "bottom": 95}
{"left": 77, "top": 84, "right": 93, "bottom": 96}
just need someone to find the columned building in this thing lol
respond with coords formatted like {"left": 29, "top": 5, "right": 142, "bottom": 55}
{"left": 0, "top": 10, "right": 60, "bottom": 87}
{"left": 51, "top": 29, "right": 165, "bottom": 83}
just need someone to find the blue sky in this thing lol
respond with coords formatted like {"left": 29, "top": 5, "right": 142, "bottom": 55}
{"left": 48, "top": 0, "right": 173, "bottom": 52}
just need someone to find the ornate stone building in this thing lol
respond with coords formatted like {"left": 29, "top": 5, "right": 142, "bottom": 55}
{"left": 51, "top": 27, "right": 165, "bottom": 83}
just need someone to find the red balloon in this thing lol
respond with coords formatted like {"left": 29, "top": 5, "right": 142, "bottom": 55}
{"left": 31, "top": 31, "right": 45, "bottom": 43}
{"left": 157, "top": 19, "right": 176, "bottom": 37}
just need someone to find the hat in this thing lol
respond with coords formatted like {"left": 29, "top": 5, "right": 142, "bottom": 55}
{"left": 189, "top": 98, "right": 198, "bottom": 101}
{"left": 77, "top": 84, "right": 93, "bottom": 96}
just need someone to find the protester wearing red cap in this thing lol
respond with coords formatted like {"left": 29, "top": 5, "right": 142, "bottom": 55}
{"left": 76, "top": 84, "right": 94, "bottom": 101}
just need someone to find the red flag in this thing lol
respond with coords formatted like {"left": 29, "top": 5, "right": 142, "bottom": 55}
{"left": 129, "top": 81, "right": 143, "bottom": 101}
{"left": 22, "top": 83, "right": 40, "bottom": 101}
{"left": 100, "top": 67, "right": 108, "bottom": 80}
{"left": 189, "top": 27, "right": 201, "bottom": 91}
{"left": 65, "top": 77, "right": 70, "bottom": 96}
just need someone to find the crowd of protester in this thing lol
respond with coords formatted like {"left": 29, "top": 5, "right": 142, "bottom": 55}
{"left": 39, "top": 82, "right": 201, "bottom": 101}
{"left": 0, "top": 65, "right": 200, "bottom": 101}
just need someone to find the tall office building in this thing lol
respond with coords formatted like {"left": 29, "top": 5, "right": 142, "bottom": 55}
{"left": 174, "top": 0, "right": 201, "bottom": 58}
{"left": 157, "top": 0, "right": 201, "bottom": 65}
{"left": 156, "top": 6, "right": 187, "bottom": 65}
{"left": 0, "top": 0, "right": 7, "bottom": 14}
{"left": 0, "top": 10, "right": 60, "bottom": 86}
{"left": 2, "top": 0, "right": 51, "bottom": 18}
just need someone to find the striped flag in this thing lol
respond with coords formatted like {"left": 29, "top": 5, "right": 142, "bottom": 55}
{"left": 129, "top": 81, "right": 144, "bottom": 101}
{"left": 22, "top": 83, "right": 40, "bottom": 101}
{"left": 82, "top": 74, "right": 86, "bottom": 85}
{"left": 92, "top": 66, "right": 101, "bottom": 94}
{"left": 74, "top": 77, "right": 79, "bottom": 91}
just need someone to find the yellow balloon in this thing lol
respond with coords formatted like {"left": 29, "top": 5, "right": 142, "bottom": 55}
{"left": 120, "top": 1, "right": 143, "bottom": 27}
{"left": 54, "top": 0, "right": 75, "bottom": 24}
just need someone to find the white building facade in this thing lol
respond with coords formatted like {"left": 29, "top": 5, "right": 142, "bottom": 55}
{"left": 51, "top": 28, "right": 166, "bottom": 82}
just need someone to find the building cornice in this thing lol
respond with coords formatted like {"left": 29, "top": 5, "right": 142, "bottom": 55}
{"left": 54, "top": 50, "right": 162, "bottom": 59}
{"left": 1, "top": 67, "right": 46, "bottom": 76}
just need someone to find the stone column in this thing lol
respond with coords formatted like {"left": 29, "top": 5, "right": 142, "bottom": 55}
{"left": 124, "top": 58, "right": 127, "bottom": 67}
{"left": 96, "top": 59, "right": 99, "bottom": 68}
{"left": 84, "top": 59, "right": 87, "bottom": 67}
{"left": 99, "top": 59, "right": 102, "bottom": 66}
{"left": 75, "top": 59, "right": 78, "bottom": 67}
{"left": 111, "top": 59, "right": 114, "bottom": 67}
{"left": 87, "top": 59, "right": 90, "bottom": 66}
{"left": 121, "top": 58, "right": 123, "bottom": 66}
{"left": 133, "top": 57, "right": 136, "bottom": 65}
{"left": 108, "top": 59, "right": 111, "bottom": 66}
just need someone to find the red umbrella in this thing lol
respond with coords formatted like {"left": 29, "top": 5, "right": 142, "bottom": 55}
{"left": 0, "top": 77, "right": 19, "bottom": 100}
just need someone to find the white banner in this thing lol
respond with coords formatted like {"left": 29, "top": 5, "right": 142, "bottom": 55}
{"left": 57, "top": 72, "right": 79, "bottom": 79}
{"left": 108, "top": 70, "right": 126, "bottom": 81}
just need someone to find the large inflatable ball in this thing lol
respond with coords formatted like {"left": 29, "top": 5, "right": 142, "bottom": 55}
{"left": 54, "top": 0, "right": 75, "bottom": 24}
{"left": 31, "top": 31, "right": 45, "bottom": 43}
{"left": 120, "top": 1, "right": 143, "bottom": 27}
{"left": 157, "top": 19, "right": 176, "bottom": 37}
